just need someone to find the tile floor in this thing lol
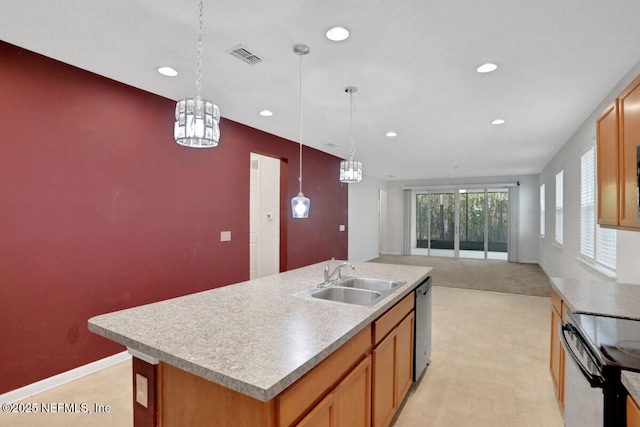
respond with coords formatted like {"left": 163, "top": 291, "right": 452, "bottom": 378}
{"left": 1, "top": 286, "right": 563, "bottom": 427}
{"left": 393, "top": 287, "right": 563, "bottom": 427}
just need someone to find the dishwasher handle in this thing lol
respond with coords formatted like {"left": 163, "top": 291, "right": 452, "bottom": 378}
{"left": 417, "top": 276, "right": 432, "bottom": 296}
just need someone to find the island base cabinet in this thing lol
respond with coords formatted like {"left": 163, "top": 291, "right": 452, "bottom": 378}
{"left": 395, "top": 312, "right": 414, "bottom": 403}
{"left": 372, "top": 311, "right": 415, "bottom": 427}
{"left": 372, "top": 332, "right": 395, "bottom": 427}
{"left": 296, "top": 355, "right": 372, "bottom": 427}
{"left": 158, "top": 362, "right": 277, "bottom": 427}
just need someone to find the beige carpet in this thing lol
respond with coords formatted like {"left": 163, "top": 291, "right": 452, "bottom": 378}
{"left": 370, "top": 255, "right": 551, "bottom": 297}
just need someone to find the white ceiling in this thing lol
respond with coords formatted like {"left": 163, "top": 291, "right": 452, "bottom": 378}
{"left": 2, "top": 0, "right": 640, "bottom": 181}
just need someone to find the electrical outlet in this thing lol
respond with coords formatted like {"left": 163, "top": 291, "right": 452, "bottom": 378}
{"left": 136, "top": 374, "right": 148, "bottom": 408}
{"left": 220, "top": 231, "right": 231, "bottom": 241}
{"left": 339, "top": 225, "right": 345, "bottom": 231}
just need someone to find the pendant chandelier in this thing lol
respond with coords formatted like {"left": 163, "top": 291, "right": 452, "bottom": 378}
{"left": 339, "top": 86, "right": 363, "bottom": 183}
{"left": 291, "top": 44, "right": 311, "bottom": 219}
{"left": 174, "top": 0, "right": 220, "bottom": 148}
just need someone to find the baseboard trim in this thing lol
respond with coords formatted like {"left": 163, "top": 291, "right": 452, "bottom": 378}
{"left": 0, "top": 351, "right": 131, "bottom": 404}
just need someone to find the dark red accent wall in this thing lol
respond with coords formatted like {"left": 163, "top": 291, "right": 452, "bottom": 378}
{"left": 0, "top": 41, "right": 347, "bottom": 394}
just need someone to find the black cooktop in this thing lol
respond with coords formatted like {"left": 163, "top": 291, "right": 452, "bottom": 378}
{"left": 572, "top": 312, "right": 640, "bottom": 372}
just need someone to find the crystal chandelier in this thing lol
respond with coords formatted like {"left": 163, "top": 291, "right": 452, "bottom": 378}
{"left": 174, "top": 0, "right": 220, "bottom": 148}
{"left": 339, "top": 86, "right": 363, "bottom": 183}
{"left": 291, "top": 44, "right": 311, "bottom": 218}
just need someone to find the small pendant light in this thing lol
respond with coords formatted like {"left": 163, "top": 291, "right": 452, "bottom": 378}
{"left": 291, "top": 44, "right": 310, "bottom": 218}
{"left": 173, "top": 0, "right": 221, "bottom": 148}
{"left": 339, "top": 86, "right": 363, "bottom": 183}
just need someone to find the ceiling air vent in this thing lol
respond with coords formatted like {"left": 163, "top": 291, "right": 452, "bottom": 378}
{"left": 228, "top": 45, "right": 264, "bottom": 65}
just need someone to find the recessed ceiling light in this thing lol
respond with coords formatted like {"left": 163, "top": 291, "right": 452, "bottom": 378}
{"left": 476, "top": 63, "right": 498, "bottom": 73}
{"left": 326, "top": 26, "right": 350, "bottom": 42}
{"left": 157, "top": 66, "right": 178, "bottom": 77}
{"left": 259, "top": 110, "right": 273, "bottom": 117}
{"left": 491, "top": 119, "right": 505, "bottom": 125}
{"left": 386, "top": 131, "right": 398, "bottom": 137}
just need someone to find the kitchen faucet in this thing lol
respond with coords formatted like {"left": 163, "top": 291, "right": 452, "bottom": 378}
{"left": 321, "top": 258, "right": 355, "bottom": 287}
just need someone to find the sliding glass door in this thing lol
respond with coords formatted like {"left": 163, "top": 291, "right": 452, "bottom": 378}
{"left": 414, "top": 188, "right": 508, "bottom": 260}
{"left": 486, "top": 190, "right": 508, "bottom": 259}
{"left": 459, "top": 190, "right": 485, "bottom": 258}
{"left": 416, "top": 193, "right": 456, "bottom": 257}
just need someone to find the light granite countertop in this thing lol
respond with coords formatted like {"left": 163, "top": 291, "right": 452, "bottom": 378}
{"left": 88, "top": 261, "right": 431, "bottom": 402}
{"left": 550, "top": 277, "right": 640, "bottom": 320}
{"left": 550, "top": 277, "right": 640, "bottom": 405}
{"left": 623, "top": 371, "right": 640, "bottom": 406}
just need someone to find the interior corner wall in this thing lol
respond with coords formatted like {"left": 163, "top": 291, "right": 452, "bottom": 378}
{"left": 348, "top": 175, "right": 387, "bottom": 262}
{"left": 538, "top": 57, "right": 640, "bottom": 284}
{"left": 0, "top": 41, "right": 347, "bottom": 394}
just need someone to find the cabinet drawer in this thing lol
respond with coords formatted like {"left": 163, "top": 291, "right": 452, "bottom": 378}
{"left": 373, "top": 292, "right": 414, "bottom": 346}
{"left": 278, "top": 325, "right": 372, "bottom": 427}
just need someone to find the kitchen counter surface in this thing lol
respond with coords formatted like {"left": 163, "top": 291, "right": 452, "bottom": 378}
{"left": 623, "top": 371, "right": 640, "bottom": 406}
{"left": 88, "top": 261, "right": 431, "bottom": 402}
{"left": 550, "top": 277, "right": 640, "bottom": 320}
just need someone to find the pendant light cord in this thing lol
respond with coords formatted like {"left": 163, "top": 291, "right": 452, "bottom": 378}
{"left": 349, "top": 90, "right": 356, "bottom": 161}
{"left": 195, "top": 0, "right": 204, "bottom": 102}
{"left": 298, "top": 48, "right": 303, "bottom": 195}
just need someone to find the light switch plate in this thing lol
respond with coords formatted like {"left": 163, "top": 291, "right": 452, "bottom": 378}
{"left": 135, "top": 374, "right": 148, "bottom": 408}
{"left": 339, "top": 225, "right": 345, "bottom": 231}
{"left": 220, "top": 231, "right": 231, "bottom": 241}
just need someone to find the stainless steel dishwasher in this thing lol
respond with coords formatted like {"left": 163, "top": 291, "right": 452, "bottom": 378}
{"left": 413, "top": 276, "right": 432, "bottom": 381}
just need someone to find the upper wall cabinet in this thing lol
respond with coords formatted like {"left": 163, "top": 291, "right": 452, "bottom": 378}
{"left": 618, "top": 76, "right": 640, "bottom": 229}
{"left": 597, "top": 100, "right": 620, "bottom": 226}
{"left": 597, "top": 74, "right": 640, "bottom": 230}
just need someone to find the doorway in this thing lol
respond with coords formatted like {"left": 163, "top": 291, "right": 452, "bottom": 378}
{"left": 414, "top": 188, "right": 509, "bottom": 260}
{"left": 249, "top": 153, "right": 281, "bottom": 279}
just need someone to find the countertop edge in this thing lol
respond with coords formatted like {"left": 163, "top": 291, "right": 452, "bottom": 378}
{"left": 88, "top": 266, "right": 431, "bottom": 402}
{"left": 549, "top": 277, "right": 640, "bottom": 320}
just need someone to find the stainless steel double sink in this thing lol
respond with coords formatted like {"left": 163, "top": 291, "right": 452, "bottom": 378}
{"left": 294, "top": 277, "right": 405, "bottom": 307}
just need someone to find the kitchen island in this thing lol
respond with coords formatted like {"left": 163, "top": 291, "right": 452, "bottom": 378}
{"left": 88, "top": 261, "right": 431, "bottom": 427}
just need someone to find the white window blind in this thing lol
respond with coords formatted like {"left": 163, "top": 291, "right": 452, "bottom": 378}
{"left": 540, "top": 184, "right": 545, "bottom": 236}
{"left": 580, "top": 146, "right": 617, "bottom": 271}
{"left": 596, "top": 226, "right": 617, "bottom": 270}
{"left": 580, "top": 148, "right": 595, "bottom": 259}
{"left": 555, "top": 171, "right": 564, "bottom": 246}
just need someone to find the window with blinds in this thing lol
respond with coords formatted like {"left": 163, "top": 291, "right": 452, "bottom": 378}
{"left": 555, "top": 170, "right": 564, "bottom": 246}
{"left": 580, "top": 146, "right": 617, "bottom": 271}
{"left": 581, "top": 149, "right": 595, "bottom": 258}
{"left": 540, "top": 184, "right": 545, "bottom": 236}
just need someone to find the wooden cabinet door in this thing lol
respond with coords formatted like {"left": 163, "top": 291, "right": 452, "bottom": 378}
{"left": 335, "top": 356, "right": 371, "bottom": 427}
{"left": 597, "top": 100, "right": 620, "bottom": 226}
{"left": 628, "top": 395, "right": 640, "bottom": 427}
{"left": 550, "top": 305, "right": 564, "bottom": 408}
{"left": 372, "top": 330, "right": 396, "bottom": 427}
{"left": 296, "top": 392, "right": 335, "bottom": 427}
{"left": 298, "top": 356, "right": 372, "bottom": 427}
{"left": 619, "top": 75, "right": 640, "bottom": 229}
{"left": 395, "top": 312, "right": 414, "bottom": 404}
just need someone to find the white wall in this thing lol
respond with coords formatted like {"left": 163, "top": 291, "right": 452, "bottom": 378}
{"left": 538, "top": 58, "right": 640, "bottom": 284}
{"left": 516, "top": 175, "right": 541, "bottom": 263}
{"left": 348, "top": 175, "right": 387, "bottom": 262}
{"left": 380, "top": 175, "right": 540, "bottom": 263}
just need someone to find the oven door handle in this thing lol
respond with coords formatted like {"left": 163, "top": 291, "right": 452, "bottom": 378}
{"left": 559, "top": 322, "right": 606, "bottom": 388}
